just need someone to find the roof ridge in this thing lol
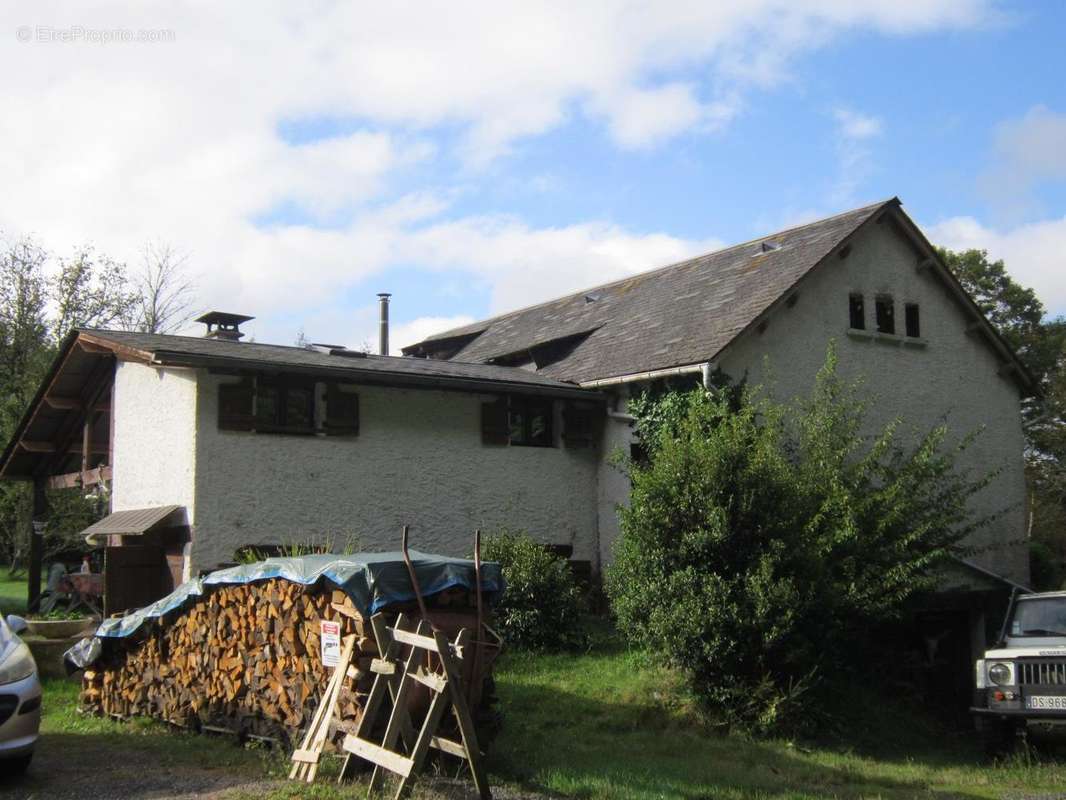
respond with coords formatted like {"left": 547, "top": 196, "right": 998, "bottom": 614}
{"left": 413, "top": 198, "right": 897, "bottom": 345}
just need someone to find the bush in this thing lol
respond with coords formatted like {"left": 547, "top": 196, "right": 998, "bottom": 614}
{"left": 607, "top": 346, "right": 993, "bottom": 735}
{"left": 482, "top": 530, "right": 585, "bottom": 651}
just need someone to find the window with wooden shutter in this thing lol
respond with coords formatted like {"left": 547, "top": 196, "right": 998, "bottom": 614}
{"left": 218, "top": 381, "right": 254, "bottom": 431}
{"left": 563, "top": 403, "right": 598, "bottom": 448}
{"left": 481, "top": 397, "right": 509, "bottom": 446}
{"left": 325, "top": 384, "right": 359, "bottom": 436}
{"left": 254, "top": 376, "right": 315, "bottom": 434}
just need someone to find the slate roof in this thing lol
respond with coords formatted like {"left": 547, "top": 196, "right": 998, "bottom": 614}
{"left": 78, "top": 329, "right": 592, "bottom": 398}
{"left": 404, "top": 199, "right": 895, "bottom": 384}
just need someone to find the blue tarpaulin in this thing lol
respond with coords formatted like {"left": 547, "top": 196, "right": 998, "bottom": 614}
{"left": 65, "top": 550, "right": 502, "bottom": 669}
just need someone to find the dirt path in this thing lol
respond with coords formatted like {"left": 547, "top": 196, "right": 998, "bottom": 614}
{"left": 1, "top": 731, "right": 554, "bottom": 800}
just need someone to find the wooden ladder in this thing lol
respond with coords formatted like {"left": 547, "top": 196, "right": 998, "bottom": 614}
{"left": 289, "top": 633, "right": 357, "bottom": 782}
{"left": 338, "top": 612, "right": 491, "bottom": 799}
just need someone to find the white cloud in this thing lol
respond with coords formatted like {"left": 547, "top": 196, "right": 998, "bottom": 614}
{"left": 830, "top": 108, "right": 884, "bottom": 205}
{"left": 928, "top": 215, "right": 1066, "bottom": 315}
{"left": 833, "top": 109, "right": 883, "bottom": 141}
{"left": 396, "top": 216, "right": 721, "bottom": 313}
{"left": 390, "top": 316, "right": 478, "bottom": 354}
{"left": 0, "top": 1, "right": 994, "bottom": 344}
{"left": 980, "top": 105, "right": 1066, "bottom": 217}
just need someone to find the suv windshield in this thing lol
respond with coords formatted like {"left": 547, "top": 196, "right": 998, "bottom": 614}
{"left": 1011, "top": 597, "right": 1066, "bottom": 637}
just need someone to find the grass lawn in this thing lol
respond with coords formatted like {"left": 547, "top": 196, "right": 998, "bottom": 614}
{"left": 13, "top": 621, "right": 1066, "bottom": 798}
{"left": 0, "top": 571, "right": 31, "bottom": 616}
{"left": 489, "top": 642, "right": 1066, "bottom": 799}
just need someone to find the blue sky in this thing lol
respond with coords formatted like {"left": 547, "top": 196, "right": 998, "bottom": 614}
{"left": 2, "top": 1, "right": 1065, "bottom": 348}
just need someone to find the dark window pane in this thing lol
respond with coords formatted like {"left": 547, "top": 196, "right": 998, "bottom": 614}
{"left": 905, "top": 303, "right": 920, "bottom": 338}
{"left": 849, "top": 293, "right": 864, "bottom": 330}
{"left": 286, "top": 385, "right": 314, "bottom": 431}
{"left": 875, "top": 296, "right": 895, "bottom": 334}
{"left": 509, "top": 408, "right": 525, "bottom": 444}
{"left": 256, "top": 384, "right": 279, "bottom": 427}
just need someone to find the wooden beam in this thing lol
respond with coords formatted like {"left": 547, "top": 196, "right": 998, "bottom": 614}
{"left": 43, "top": 396, "right": 80, "bottom": 411}
{"left": 19, "top": 441, "right": 57, "bottom": 453}
{"left": 46, "top": 465, "right": 112, "bottom": 490}
{"left": 38, "top": 357, "right": 115, "bottom": 477}
{"left": 28, "top": 479, "right": 45, "bottom": 612}
{"left": 77, "top": 340, "right": 114, "bottom": 355}
{"left": 42, "top": 396, "right": 110, "bottom": 413}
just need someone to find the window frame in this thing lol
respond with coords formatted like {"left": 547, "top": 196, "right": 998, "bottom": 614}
{"left": 848, "top": 292, "right": 865, "bottom": 330}
{"left": 875, "top": 295, "right": 896, "bottom": 335}
{"left": 904, "top": 303, "right": 921, "bottom": 338}
{"left": 508, "top": 395, "right": 555, "bottom": 448}
{"left": 217, "top": 374, "right": 359, "bottom": 438}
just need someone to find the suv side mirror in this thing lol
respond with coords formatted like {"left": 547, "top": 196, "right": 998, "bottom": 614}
{"left": 5, "top": 615, "right": 28, "bottom": 635}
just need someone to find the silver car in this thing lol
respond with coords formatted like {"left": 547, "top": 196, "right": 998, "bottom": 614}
{"left": 0, "top": 614, "right": 41, "bottom": 774}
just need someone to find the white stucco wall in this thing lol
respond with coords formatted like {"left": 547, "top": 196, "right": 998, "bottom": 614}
{"left": 110, "top": 361, "right": 198, "bottom": 521}
{"left": 189, "top": 376, "right": 599, "bottom": 571}
{"left": 714, "top": 220, "right": 1029, "bottom": 584}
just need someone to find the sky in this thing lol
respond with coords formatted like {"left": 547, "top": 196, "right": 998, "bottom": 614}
{"left": 1, "top": 1, "right": 1064, "bottom": 352}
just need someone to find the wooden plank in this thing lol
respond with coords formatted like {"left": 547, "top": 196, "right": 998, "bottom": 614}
{"left": 370, "top": 658, "right": 396, "bottom": 675}
{"left": 429, "top": 735, "right": 468, "bottom": 759}
{"left": 368, "top": 620, "right": 428, "bottom": 794}
{"left": 436, "top": 628, "right": 491, "bottom": 800}
{"left": 46, "top": 465, "right": 112, "bottom": 490}
{"left": 409, "top": 669, "right": 446, "bottom": 693}
{"left": 341, "top": 735, "right": 413, "bottom": 778}
{"left": 389, "top": 627, "right": 440, "bottom": 653}
{"left": 291, "top": 748, "right": 320, "bottom": 764}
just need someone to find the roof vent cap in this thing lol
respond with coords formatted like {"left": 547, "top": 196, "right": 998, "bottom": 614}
{"left": 759, "top": 240, "right": 782, "bottom": 254}
{"left": 195, "top": 311, "right": 254, "bottom": 341}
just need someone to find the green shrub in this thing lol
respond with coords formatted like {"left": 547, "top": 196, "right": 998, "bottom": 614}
{"left": 483, "top": 530, "right": 585, "bottom": 651}
{"left": 607, "top": 346, "right": 994, "bottom": 735}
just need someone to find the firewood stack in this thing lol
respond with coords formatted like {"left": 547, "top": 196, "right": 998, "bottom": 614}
{"left": 79, "top": 579, "right": 497, "bottom": 749}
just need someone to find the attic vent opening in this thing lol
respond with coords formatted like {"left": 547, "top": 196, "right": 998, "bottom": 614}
{"left": 759, "top": 240, "right": 782, "bottom": 254}
{"left": 584, "top": 291, "right": 604, "bottom": 304}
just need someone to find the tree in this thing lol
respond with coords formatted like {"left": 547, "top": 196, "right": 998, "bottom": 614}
{"left": 127, "top": 241, "right": 196, "bottom": 334}
{"left": 0, "top": 234, "right": 199, "bottom": 575}
{"left": 607, "top": 348, "right": 992, "bottom": 734}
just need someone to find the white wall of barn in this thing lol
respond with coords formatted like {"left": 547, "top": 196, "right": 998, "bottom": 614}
{"left": 717, "top": 219, "right": 1028, "bottom": 584}
{"left": 594, "top": 219, "right": 1028, "bottom": 587}
{"left": 189, "top": 376, "right": 600, "bottom": 572}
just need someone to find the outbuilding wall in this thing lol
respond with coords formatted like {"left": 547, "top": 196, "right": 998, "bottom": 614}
{"left": 189, "top": 376, "right": 600, "bottom": 571}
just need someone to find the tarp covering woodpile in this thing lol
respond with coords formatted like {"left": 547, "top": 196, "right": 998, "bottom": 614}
{"left": 68, "top": 551, "right": 503, "bottom": 746}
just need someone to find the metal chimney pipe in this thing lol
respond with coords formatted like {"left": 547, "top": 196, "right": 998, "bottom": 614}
{"left": 377, "top": 293, "right": 391, "bottom": 356}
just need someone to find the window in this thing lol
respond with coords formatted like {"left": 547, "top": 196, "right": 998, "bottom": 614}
{"left": 875, "top": 295, "right": 895, "bottom": 335}
{"left": 848, "top": 293, "right": 865, "bottom": 330}
{"left": 510, "top": 395, "right": 553, "bottom": 447}
{"left": 905, "top": 303, "right": 921, "bottom": 338}
{"left": 217, "top": 376, "right": 358, "bottom": 437}
{"left": 481, "top": 395, "right": 554, "bottom": 447}
{"left": 256, "top": 376, "right": 314, "bottom": 434}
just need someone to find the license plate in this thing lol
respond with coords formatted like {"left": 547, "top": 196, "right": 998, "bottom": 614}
{"left": 1026, "top": 695, "right": 1066, "bottom": 710}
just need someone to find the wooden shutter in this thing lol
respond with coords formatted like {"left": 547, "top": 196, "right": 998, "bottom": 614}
{"left": 563, "top": 403, "right": 598, "bottom": 449}
{"left": 325, "top": 384, "right": 360, "bottom": 436}
{"left": 481, "top": 397, "right": 509, "bottom": 446}
{"left": 218, "top": 381, "right": 253, "bottom": 431}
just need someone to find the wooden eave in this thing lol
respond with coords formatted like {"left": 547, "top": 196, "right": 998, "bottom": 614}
{"left": 0, "top": 330, "right": 125, "bottom": 482}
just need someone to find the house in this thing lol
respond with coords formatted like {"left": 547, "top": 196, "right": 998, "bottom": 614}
{"left": 0, "top": 198, "right": 1032, "bottom": 638}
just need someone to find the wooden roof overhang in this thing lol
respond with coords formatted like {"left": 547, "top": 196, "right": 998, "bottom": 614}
{"left": 0, "top": 331, "right": 148, "bottom": 485}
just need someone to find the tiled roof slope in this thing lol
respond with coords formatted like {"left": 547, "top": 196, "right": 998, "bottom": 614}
{"left": 404, "top": 200, "right": 895, "bottom": 384}
{"left": 80, "top": 329, "right": 590, "bottom": 395}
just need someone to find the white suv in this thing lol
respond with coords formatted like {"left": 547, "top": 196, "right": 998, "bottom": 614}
{"left": 0, "top": 614, "right": 41, "bottom": 774}
{"left": 973, "top": 591, "right": 1066, "bottom": 753}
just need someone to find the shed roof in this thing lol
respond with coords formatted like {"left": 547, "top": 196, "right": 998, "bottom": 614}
{"left": 82, "top": 505, "right": 184, "bottom": 543}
